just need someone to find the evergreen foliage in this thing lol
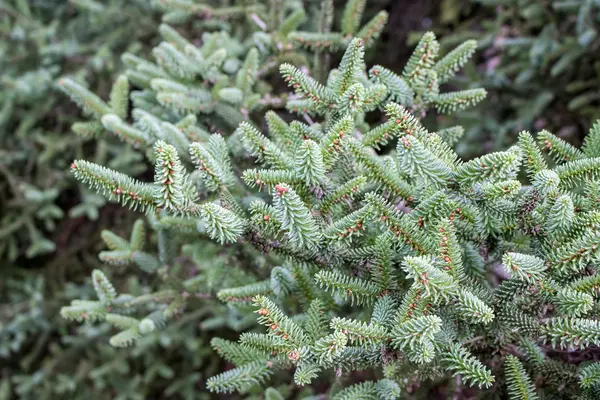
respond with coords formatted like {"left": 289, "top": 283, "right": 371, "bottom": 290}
{"left": 0, "top": 0, "right": 159, "bottom": 261}
{"left": 57, "top": 14, "right": 600, "bottom": 396}
{"left": 7, "top": 1, "right": 600, "bottom": 399}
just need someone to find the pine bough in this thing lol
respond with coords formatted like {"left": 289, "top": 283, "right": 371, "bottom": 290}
{"left": 59, "top": 16, "right": 600, "bottom": 400}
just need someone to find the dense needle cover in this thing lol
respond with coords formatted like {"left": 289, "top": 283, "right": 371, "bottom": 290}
{"left": 6, "top": 0, "right": 600, "bottom": 399}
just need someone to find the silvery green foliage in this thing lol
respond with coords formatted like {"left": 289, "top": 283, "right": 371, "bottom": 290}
{"left": 51, "top": 2, "right": 600, "bottom": 399}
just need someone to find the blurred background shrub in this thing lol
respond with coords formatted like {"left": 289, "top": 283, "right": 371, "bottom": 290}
{"left": 412, "top": 0, "right": 600, "bottom": 156}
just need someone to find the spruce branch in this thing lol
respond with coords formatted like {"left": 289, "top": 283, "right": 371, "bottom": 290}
{"left": 390, "top": 315, "right": 442, "bottom": 350}
{"left": 519, "top": 131, "right": 548, "bottom": 179}
{"left": 198, "top": 203, "right": 246, "bottom": 244}
{"left": 582, "top": 121, "right": 600, "bottom": 158}
{"left": 153, "top": 141, "right": 188, "bottom": 212}
{"left": 580, "top": 362, "right": 600, "bottom": 389}
{"left": 341, "top": 0, "right": 366, "bottom": 36}
{"left": 455, "top": 289, "right": 494, "bottom": 325}
{"left": 206, "top": 361, "right": 274, "bottom": 393}
{"left": 315, "top": 269, "right": 380, "bottom": 305}
{"left": 397, "top": 134, "right": 453, "bottom": 187}
{"left": 555, "top": 287, "right": 594, "bottom": 317}
{"left": 253, "top": 295, "right": 310, "bottom": 347}
{"left": 402, "top": 256, "right": 458, "bottom": 302}
{"left": 272, "top": 183, "right": 321, "bottom": 250}
{"left": 539, "top": 129, "right": 583, "bottom": 164}
{"left": 331, "top": 317, "right": 388, "bottom": 345}
{"left": 71, "top": 160, "right": 157, "bottom": 212}
{"left": 295, "top": 139, "right": 325, "bottom": 187}
{"left": 356, "top": 11, "right": 388, "bottom": 48}
{"left": 217, "top": 280, "right": 272, "bottom": 304}
{"left": 454, "top": 149, "right": 522, "bottom": 186}
{"left": 280, "top": 63, "right": 334, "bottom": 113}
{"left": 433, "top": 89, "right": 487, "bottom": 114}
{"left": 237, "top": 122, "right": 293, "bottom": 169}
{"left": 502, "top": 253, "right": 547, "bottom": 283}
{"left": 442, "top": 344, "right": 495, "bottom": 389}
{"left": 504, "top": 355, "right": 539, "bottom": 400}
{"left": 433, "top": 40, "right": 477, "bottom": 84}
{"left": 402, "top": 32, "right": 439, "bottom": 92}
{"left": 331, "top": 38, "right": 365, "bottom": 97}
{"left": 211, "top": 338, "right": 269, "bottom": 366}
{"left": 541, "top": 317, "right": 600, "bottom": 349}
